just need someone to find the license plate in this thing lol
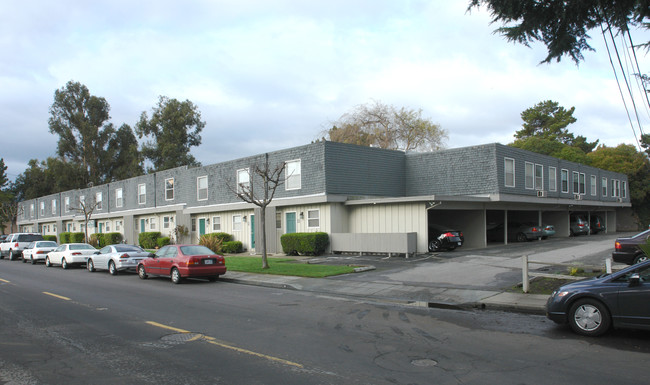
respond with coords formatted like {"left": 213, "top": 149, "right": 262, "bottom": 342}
{"left": 204, "top": 260, "right": 213, "bottom": 265}
{"left": 457, "top": 242, "right": 462, "bottom": 246}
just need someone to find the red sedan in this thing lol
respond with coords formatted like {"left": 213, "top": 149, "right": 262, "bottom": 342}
{"left": 137, "top": 244, "right": 226, "bottom": 284}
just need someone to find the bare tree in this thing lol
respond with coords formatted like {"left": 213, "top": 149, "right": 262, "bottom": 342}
{"left": 70, "top": 196, "right": 100, "bottom": 243}
{"left": 230, "top": 153, "right": 286, "bottom": 269}
{"left": 0, "top": 201, "right": 23, "bottom": 234}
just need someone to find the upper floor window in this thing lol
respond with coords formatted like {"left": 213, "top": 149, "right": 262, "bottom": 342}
{"left": 30, "top": 204, "right": 34, "bottom": 218}
{"left": 51, "top": 199, "right": 57, "bottom": 215}
{"left": 579, "top": 173, "right": 586, "bottom": 195}
{"left": 601, "top": 177, "right": 607, "bottom": 196}
{"left": 622, "top": 181, "right": 627, "bottom": 198}
{"left": 80, "top": 195, "right": 85, "bottom": 206}
{"left": 116, "top": 188, "right": 123, "bottom": 207}
{"left": 590, "top": 175, "right": 597, "bottom": 196}
{"left": 285, "top": 160, "right": 302, "bottom": 190}
{"left": 96, "top": 192, "right": 103, "bottom": 210}
{"left": 525, "top": 162, "right": 534, "bottom": 189}
{"left": 40, "top": 201, "right": 45, "bottom": 216}
{"left": 534, "top": 164, "right": 543, "bottom": 190}
{"left": 197, "top": 176, "right": 208, "bottom": 201}
{"left": 237, "top": 169, "right": 250, "bottom": 194}
{"left": 504, "top": 158, "right": 515, "bottom": 187}
{"left": 611, "top": 179, "right": 616, "bottom": 197}
{"left": 548, "top": 166, "right": 557, "bottom": 191}
{"left": 64, "top": 196, "right": 70, "bottom": 212}
{"left": 614, "top": 179, "right": 621, "bottom": 197}
{"left": 165, "top": 178, "right": 174, "bottom": 201}
{"left": 307, "top": 209, "right": 320, "bottom": 228}
{"left": 572, "top": 171, "right": 580, "bottom": 194}
{"left": 138, "top": 184, "right": 146, "bottom": 204}
{"left": 561, "top": 169, "right": 569, "bottom": 193}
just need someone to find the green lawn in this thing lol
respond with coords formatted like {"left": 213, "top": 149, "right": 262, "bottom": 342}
{"left": 225, "top": 256, "right": 356, "bottom": 278}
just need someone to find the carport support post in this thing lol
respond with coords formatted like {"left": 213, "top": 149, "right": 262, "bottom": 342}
{"left": 522, "top": 255, "right": 529, "bottom": 293}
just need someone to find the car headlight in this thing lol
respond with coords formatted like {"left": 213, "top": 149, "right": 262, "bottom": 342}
{"left": 551, "top": 290, "right": 569, "bottom": 298}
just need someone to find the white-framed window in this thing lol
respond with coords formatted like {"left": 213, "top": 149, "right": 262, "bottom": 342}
{"left": 165, "top": 178, "right": 174, "bottom": 201}
{"left": 237, "top": 169, "right": 250, "bottom": 194}
{"left": 30, "top": 204, "right": 34, "bottom": 218}
{"left": 191, "top": 218, "right": 196, "bottom": 232}
{"left": 64, "top": 196, "right": 70, "bottom": 212}
{"left": 149, "top": 217, "right": 156, "bottom": 230}
{"left": 116, "top": 188, "right": 123, "bottom": 208}
{"left": 233, "top": 215, "right": 242, "bottom": 231}
{"left": 602, "top": 177, "right": 607, "bottom": 196}
{"left": 548, "top": 166, "right": 557, "bottom": 192}
{"left": 276, "top": 212, "right": 282, "bottom": 229}
{"left": 80, "top": 195, "right": 85, "bottom": 206}
{"left": 115, "top": 220, "right": 122, "bottom": 231}
{"left": 504, "top": 158, "right": 515, "bottom": 187}
{"left": 52, "top": 199, "right": 57, "bottom": 215}
{"left": 96, "top": 192, "right": 103, "bottom": 210}
{"left": 307, "top": 209, "right": 320, "bottom": 228}
{"left": 524, "top": 162, "right": 534, "bottom": 189}
{"left": 561, "top": 169, "right": 569, "bottom": 193}
{"left": 197, "top": 176, "right": 208, "bottom": 201}
{"left": 579, "top": 173, "right": 586, "bottom": 195}
{"left": 534, "top": 164, "right": 543, "bottom": 190}
{"left": 614, "top": 179, "right": 621, "bottom": 197}
{"left": 611, "top": 179, "right": 616, "bottom": 197}
{"left": 40, "top": 201, "right": 45, "bottom": 216}
{"left": 572, "top": 171, "right": 579, "bottom": 194}
{"left": 622, "top": 181, "right": 627, "bottom": 198}
{"left": 105, "top": 221, "right": 111, "bottom": 232}
{"left": 163, "top": 216, "right": 171, "bottom": 229}
{"left": 285, "top": 159, "right": 302, "bottom": 190}
{"left": 138, "top": 184, "right": 146, "bottom": 204}
{"left": 212, "top": 216, "right": 221, "bottom": 232}
{"left": 590, "top": 175, "right": 597, "bottom": 196}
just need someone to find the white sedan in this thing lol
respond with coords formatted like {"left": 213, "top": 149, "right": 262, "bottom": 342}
{"left": 87, "top": 244, "right": 152, "bottom": 275}
{"left": 22, "top": 241, "right": 58, "bottom": 264}
{"left": 46, "top": 243, "right": 97, "bottom": 269}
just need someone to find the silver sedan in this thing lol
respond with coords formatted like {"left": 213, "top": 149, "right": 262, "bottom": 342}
{"left": 87, "top": 244, "right": 152, "bottom": 275}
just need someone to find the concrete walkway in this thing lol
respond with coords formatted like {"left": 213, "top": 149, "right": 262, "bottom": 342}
{"left": 221, "top": 233, "right": 629, "bottom": 315}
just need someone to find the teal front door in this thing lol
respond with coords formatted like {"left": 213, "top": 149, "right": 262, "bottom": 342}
{"left": 199, "top": 218, "right": 206, "bottom": 236}
{"left": 285, "top": 212, "right": 296, "bottom": 234}
{"left": 251, "top": 214, "right": 255, "bottom": 249}
{"left": 140, "top": 219, "right": 145, "bottom": 233}
{"left": 98, "top": 222, "right": 103, "bottom": 233}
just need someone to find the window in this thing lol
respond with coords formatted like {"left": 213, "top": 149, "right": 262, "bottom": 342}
{"left": 163, "top": 216, "right": 171, "bottom": 229}
{"left": 307, "top": 209, "right": 320, "bottom": 228}
{"left": 165, "top": 178, "right": 174, "bottom": 201}
{"left": 612, "top": 179, "right": 616, "bottom": 197}
{"left": 615, "top": 180, "right": 621, "bottom": 197}
{"left": 285, "top": 160, "right": 302, "bottom": 190}
{"left": 80, "top": 195, "right": 85, "bottom": 206}
{"left": 504, "top": 158, "right": 515, "bottom": 187}
{"left": 590, "top": 175, "right": 597, "bottom": 196}
{"left": 116, "top": 188, "right": 123, "bottom": 207}
{"left": 233, "top": 215, "right": 242, "bottom": 231}
{"left": 65, "top": 197, "right": 70, "bottom": 212}
{"left": 40, "top": 202, "right": 45, "bottom": 216}
{"left": 524, "top": 162, "right": 534, "bottom": 189}
{"left": 561, "top": 170, "right": 569, "bottom": 193}
{"left": 572, "top": 172, "right": 579, "bottom": 194}
{"left": 191, "top": 218, "right": 196, "bottom": 232}
{"left": 276, "top": 212, "right": 282, "bottom": 229}
{"left": 579, "top": 173, "right": 586, "bottom": 195}
{"left": 535, "top": 164, "right": 543, "bottom": 190}
{"left": 115, "top": 220, "right": 122, "bottom": 231}
{"left": 138, "top": 184, "right": 146, "bottom": 204}
{"left": 548, "top": 167, "right": 557, "bottom": 191}
{"left": 150, "top": 217, "right": 156, "bottom": 230}
{"left": 105, "top": 221, "right": 111, "bottom": 232}
{"left": 96, "top": 192, "right": 103, "bottom": 210}
{"left": 622, "top": 181, "right": 627, "bottom": 198}
{"left": 197, "top": 176, "right": 208, "bottom": 201}
{"left": 212, "top": 216, "right": 221, "bottom": 232}
{"left": 602, "top": 177, "right": 607, "bottom": 196}
{"left": 30, "top": 204, "right": 34, "bottom": 218}
{"left": 52, "top": 200, "right": 57, "bottom": 215}
{"left": 237, "top": 169, "right": 250, "bottom": 194}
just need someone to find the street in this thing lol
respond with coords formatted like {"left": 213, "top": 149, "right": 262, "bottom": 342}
{"left": 1, "top": 255, "right": 650, "bottom": 385}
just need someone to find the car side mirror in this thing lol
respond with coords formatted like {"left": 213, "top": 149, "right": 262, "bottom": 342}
{"left": 148, "top": 253, "right": 156, "bottom": 258}
{"left": 94, "top": 251, "right": 100, "bottom": 255}
{"left": 629, "top": 273, "right": 641, "bottom": 287}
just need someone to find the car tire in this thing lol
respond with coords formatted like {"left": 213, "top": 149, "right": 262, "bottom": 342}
{"left": 568, "top": 298, "right": 611, "bottom": 337}
{"left": 45, "top": 257, "right": 51, "bottom": 267}
{"left": 87, "top": 259, "right": 95, "bottom": 272}
{"left": 61, "top": 258, "right": 68, "bottom": 270}
{"left": 633, "top": 254, "right": 649, "bottom": 264}
{"left": 22, "top": 256, "right": 26, "bottom": 263}
{"left": 109, "top": 261, "right": 118, "bottom": 276}
{"left": 31, "top": 257, "right": 36, "bottom": 265}
{"left": 8, "top": 250, "right": 14, "bottom": 261}
{"left": 446, "top": 244, "right": 457, "bottom": 251}
{"left": 171, "top": 268, "right": 182, "bottom": 284}
{"left": 208, "top": 275, "right": 219, "bottom": 282}
{"left": 516, "top": 233, "right": 528, "bottom": 242}
{"left": 428, "top": 239, "right": 442, "bottom": 252}
{"left": 138, "top": 265, "right": 148, "bottom": 279}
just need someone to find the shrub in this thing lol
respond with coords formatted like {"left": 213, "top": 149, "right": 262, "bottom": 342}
{"left": 280, "top": 232, "right": 329, "bottom": 256}
{"left": 157, "top": 237, "right": 171, "bottom": 248}
{"left": 221, "top": 241, "right": 243, "bottom": 254}
{"left": 89, "top": 233, "right": 102, "bottom": 248}
{"left": 199, "top": 234, "right": 224, "bottom": 253}
{"left": 103, "top": 232, "right": 123, "bottom": 246}
{"left": 43, "top": 235, "right": 57, "bottom": 242}
{"left": 209, "top": 232, "right": 233, "bottom": 243}
{"left": 70, "top": 232, "right": 86, "bottom": 243}
{"left": 59, "top": 232, "right": 72, "bottom": 243}
{"left": 139, "top": 232, "right": 161, "bottom": 249}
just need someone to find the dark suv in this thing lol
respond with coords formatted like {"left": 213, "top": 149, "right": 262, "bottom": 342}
{"left": 590, "top": 215, "right": 606, "bottom": 234}
{"left": 612, "top": 229, "right": 650, "bottom": 265}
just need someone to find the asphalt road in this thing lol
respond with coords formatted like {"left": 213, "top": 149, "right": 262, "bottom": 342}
{"left": 1, "top": 251, "right": 650, "bottom": 385}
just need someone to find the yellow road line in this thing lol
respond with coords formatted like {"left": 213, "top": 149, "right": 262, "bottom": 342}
{"left": 0, "top": 278, "right": 9, "bottom": 283}
{"left": 42, "top": 292, "right": 71, "bottom": 301}
{"left": 146, "top": 320, "right": 303, "bottom": 368}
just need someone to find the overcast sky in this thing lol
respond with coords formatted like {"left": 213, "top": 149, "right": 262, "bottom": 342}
{"left": 2, "top": 1, "right": 649, "bottom": 181}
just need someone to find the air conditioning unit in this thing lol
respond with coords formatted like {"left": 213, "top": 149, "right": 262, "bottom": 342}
{"left": 574, "top": 193, "right": 582, "bottom": 200}
{"left": 617, "top": 197, "right": 623, "bottom": 203}
{"left": 537, "top": 190, "right": 547, "bottom": 197}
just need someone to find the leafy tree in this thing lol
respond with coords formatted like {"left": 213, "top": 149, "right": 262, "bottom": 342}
{"left": 0, "top": 158, "right": 7, "bottom": 190}
{"left": 325, "top": 101, "right": 447, "bottom": 152}
{"left": 105, "top": 124, "right": 144, "bottom": 181}
{"left": 468, "top": 0, "right": 650, "bottom": 64}
{"left": 136, "top": 96, "right": 204, "bottom": 172}
{"left": 48, "top": 81, "right": 115, "bottom": 186}
{"left": 12, "top": 158, "right": 86, "bottom": 201}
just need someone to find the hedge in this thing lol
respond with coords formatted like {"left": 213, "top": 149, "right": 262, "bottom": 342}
{"left": 103, "top": 232, "right": 124, "bottom": 246}
{"left": 139, "top": 232, "right": 161, "bottom": 249}
{"left": 157, "top": 237, "right": 171, "bottom": 248}
{"left": 43, "top": 235, "right": 57, "bottom": 242}
{"left": 280, "top": 232, "right": 329, "bottom": 256}
{"left": 206, "top": 232, "right": 233, "bottom": 243}
{"left": 221, "top": 241, "right": 243, "bottom": 254}
{"left": 59, "top": 232, "right": 85, "bottom": 243}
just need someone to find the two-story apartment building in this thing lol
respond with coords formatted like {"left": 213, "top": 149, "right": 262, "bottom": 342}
{"left": 17, "top": 141, "right": 631, "bottom": 254}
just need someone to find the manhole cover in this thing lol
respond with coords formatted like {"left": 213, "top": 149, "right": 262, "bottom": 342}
{"left": 160, "top": 333, "right": 203, "bottom": 344}
{"left": 411, "top": 358, "right": 438, "bottom": 367}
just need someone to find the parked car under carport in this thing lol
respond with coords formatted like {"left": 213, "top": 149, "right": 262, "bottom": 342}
{"left": 428, "top": 224, "right": 464, "bottom": 252}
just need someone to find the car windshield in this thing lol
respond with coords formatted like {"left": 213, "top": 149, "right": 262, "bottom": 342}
{"left": 114, "top": 245, "right": 143, "bottom": 252}
{"left": 70, "top": 244, "right": 95, "bottom": 250}
{"left": 180, "top": 245, "right": 214, "bottom": 256}
{"left": 632, "top": 229, "right": 650, "bottom": 239}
